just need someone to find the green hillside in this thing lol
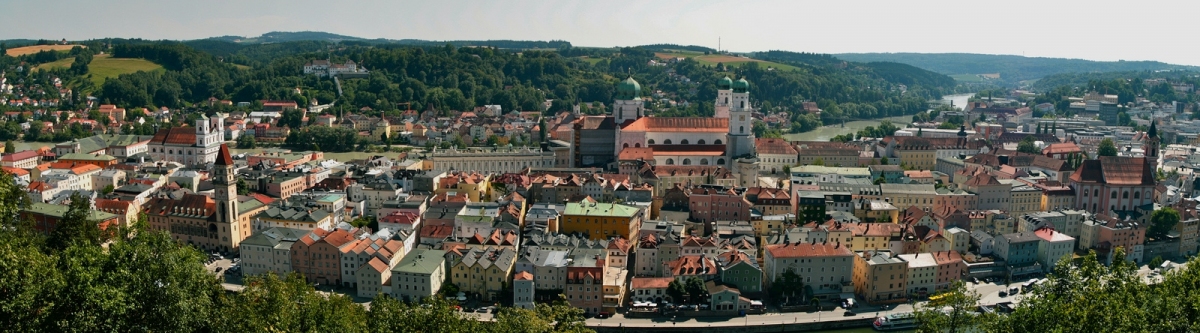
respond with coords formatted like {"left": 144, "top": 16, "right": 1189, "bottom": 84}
{"left": 835, "top": 52, "right": 1197, "bottom": 83}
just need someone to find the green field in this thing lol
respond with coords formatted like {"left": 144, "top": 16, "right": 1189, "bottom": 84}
{"left": 950, "top": 74, "right": 984, "bottom": 82}
{"left": 37, "top": 54, "right": 163, "bottom": 86}
{"left": 575, "top": 57, "right": 603, "bottom": 65}
{"left": 654, "top": 52, "right": 804, "bottom": 72}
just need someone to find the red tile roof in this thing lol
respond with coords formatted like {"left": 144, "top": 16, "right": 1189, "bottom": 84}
{"left": 630, "top": 277, "right": 673, "bottom": 290}
{"left": 766, "top": 242, "right": 853, "bottom": 258}
{"left": 617, "top": 147, "right": 654, "bottom": 161}
{"left": 620, "top": 117, "right": 728, "bottom": 132}
{"left": 2, "top": 150, "right": 40, "bottom": 162}
{"left": 756, "top": 138, "right": 798, "bottom": 155}
{"left": 151, "top": 127, "right": 198, "bottom": 145}
{"left": 1070, "top": 156, "right": 1155, "bottom": 186}
{"left": 514, "top": 271, "right": 534, "bottom": 281}
{"left": 216, "top": 144, "right": 233, "bottom": 165}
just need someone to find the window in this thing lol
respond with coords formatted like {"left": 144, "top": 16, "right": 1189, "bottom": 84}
{"left": 715, "top": 139, "right": 723, "bottom": 145}
{"left": 698, "top": 139, "right": 706, "bottom": 144}
{"left": 623, "top": 143, "right": 629, "bottom": 148}
{"left": 648, "top": 139, "right": 655, "bottom": 144}
{"left": 1112, "top": 191, "right": 1118, "bottom": 199}
{"left": 683, "top": 159, "right": 691, "bottom": 165}
{"left": 666, "top": 158, "right": 675, "bottom": 165}
{"left": 1123, "top": 191, "right": 1129, "bottom": 199}
{"left": 664, "top": 139, "right": 673, "bottom": 144}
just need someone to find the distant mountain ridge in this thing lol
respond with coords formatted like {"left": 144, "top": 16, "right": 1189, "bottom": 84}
{"left": 197, "top": 31, "right": 571, "bottom": 49}
{"left": 834, "top": 52, "right": 1198, "bottom": 83}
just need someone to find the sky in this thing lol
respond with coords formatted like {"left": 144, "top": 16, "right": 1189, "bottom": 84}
{"left": 4, "top": 0, "right": 1200, "bottom": 65}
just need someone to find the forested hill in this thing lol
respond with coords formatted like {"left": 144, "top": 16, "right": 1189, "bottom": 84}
{"left": 756, "top": 51, "right": 956, "bottom": 88}
{"left": 196, "top": 31, "right": 572, "bottom": 49}
{"left": 834, "top": 52, "right": 1197, "bottom": 83}
{"left": 9, "top": 38, "right": 966, "bottom": 134}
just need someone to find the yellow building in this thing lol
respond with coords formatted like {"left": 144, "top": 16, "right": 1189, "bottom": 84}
{"left": 451, "top": 247, "right": 516, "bottom": 301}
{"left": 1039, "top": 185, "right": 1075, "bottom": 212}
{"left": 851, "top": 223, "right": 904, "bottom": 251}
{"left": 852, "top": 250, "right": 908, "bottom": 305}
{"left": 1008, "top": 185, "right": 1042, "bottom": 216}
{"left": 879, "top": 184, "right": 937, "bottom": 212}
{"left": 897, "top": 150, "right": 937, "bottom": 170}
{"left": 855, "top": 199, "right": 900, "bottom": 223}
{"left": 561, "top": 201, "right": 643, "bottom": 241}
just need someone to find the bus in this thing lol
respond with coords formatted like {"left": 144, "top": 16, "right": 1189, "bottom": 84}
{"left": 927, "top": 293, "right": 949, "bottom": 306}
{"left": 1022, "top": 279, "right": 1040, "bottom": 292}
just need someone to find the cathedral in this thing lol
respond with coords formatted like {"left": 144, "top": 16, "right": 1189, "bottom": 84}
{"left": 610, "top": 76, "right": 756, "bottom": 169}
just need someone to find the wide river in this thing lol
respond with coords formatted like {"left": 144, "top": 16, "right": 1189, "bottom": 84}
{"left": 782, "top": 93, "right": 973, "bottom": 142}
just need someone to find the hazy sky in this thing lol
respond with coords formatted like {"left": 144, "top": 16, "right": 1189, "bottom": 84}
{"left": 4, "top": 0, "right": 1199, "bottom": 65}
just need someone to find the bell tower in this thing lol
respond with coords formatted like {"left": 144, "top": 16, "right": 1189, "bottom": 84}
{"left": 725, "top": 78, "right": 755, "bottom": 165}
{"left": 1145, "top": 121, "right": 1159, "bottom": 171}
{"left": 213, "top": 144, "right": 238, "bottom": 227}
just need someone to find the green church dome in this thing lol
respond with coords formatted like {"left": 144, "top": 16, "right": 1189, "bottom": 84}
{"left": 718, "top": 76, "right": 733, "bottom": 90}
{"left": 733, "top": 78, "right": 749, "bottom": 93}
{"left": 616, "top": 76, "right": 641, "bottom": 100}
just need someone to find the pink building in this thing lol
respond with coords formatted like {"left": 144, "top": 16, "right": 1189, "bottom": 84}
{"left": 566, "top": 266, "right": 604, "bottom": 315}
{"left": 291, "top": 228, "right": 358, "bottom": 285}
{"left": 688, "top": 187, "right": 750, "bottom": 223}
{"left": 932, "top": 251, "right": 965, "bottom": 291}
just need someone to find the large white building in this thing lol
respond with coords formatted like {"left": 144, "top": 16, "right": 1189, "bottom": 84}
{"left": 427, "top": 146, "right": 555, "bottom": 173}
{"left": 147, "top": 115, "right": 225, "bottom": 166}
{"left": 613, "top": 77, "right": 756, "bottom": 169}
{"left": 239, "top": 227, "right": 308, "bottom": 277}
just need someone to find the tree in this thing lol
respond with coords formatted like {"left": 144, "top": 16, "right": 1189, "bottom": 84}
{"left": 1098, "top": 138, "right": 1118, "bottom": 157}
{"left": 812, "top": 158, "right": 825, "bottom": 166}
{"left": 916, "top": 127, "right": 923, "bottom": 137}
{"left": 667, "top": 279, "right": 686, "bottom": 304}
{"left": 1118, "top": 111, "right": 1132, "bottom": 126}
{"left": 874, "top": 176, "right": 887, "bottom": 185}
{"left": 4, "top": 140, "right": 13, "bottom": 153}
{"left": 215, "top": 273, "right": 368, "bottom": 332}
{"left": 1017, "top": 135, "right": 1040, "bottom": 154}
{"left": 769, "top": 269, "right": 804, "bottom": 305}
{"left": 1149, "top": 207, "right": 1181, "bottom": 239}
{"left": 236, "top": 134, "right": 256, "bottom": 149}
{"left": 916, "top": 281, "right": 982, "bottom": 333}
{"left": 537, "top": 118, "right": 547, "bottom": 143}
{"left": 684, "top": 277, "right": 707, "bottom": 305}
{"left": 101, "top": 184, "right": 115, "bottom": 195}
{"left": 236, "top": 178, "right": 249, "bottom": 195}
{"left": 881, "top": 157, "right": 890, "bottom": 165}
{"left": 47, "top": 193, "right": 110, "bottom": 251}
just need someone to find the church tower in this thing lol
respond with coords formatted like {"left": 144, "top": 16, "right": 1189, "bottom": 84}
{"left": 1145, "top": 121, "right": 1160, "bottom": 171}
{"left": 613, "top": 77, "right": 644, "bottom": 124}
{"left": 213, "top": 144, "right": 239, "bottom": 247}
{"left": 725, "top": 78, "right": 755, "bottom": 165}
{"left": 714, "top": 76, "right": 733, "bottom": 119}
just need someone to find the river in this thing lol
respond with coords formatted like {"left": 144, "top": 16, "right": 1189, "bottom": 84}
{"left": 781, "top": 93, "right": 973, "bottom": 142}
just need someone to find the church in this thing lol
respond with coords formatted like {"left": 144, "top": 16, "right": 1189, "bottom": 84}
{"left": 605, "top": 76, "right": 756, "bottom": 169}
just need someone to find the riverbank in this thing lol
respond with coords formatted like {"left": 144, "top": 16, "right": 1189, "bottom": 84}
{"left": 781, "top": 115, "right": 912, "bottom": 142}
{"left": 780, "top": 93, "right": 973, "bottom": 142}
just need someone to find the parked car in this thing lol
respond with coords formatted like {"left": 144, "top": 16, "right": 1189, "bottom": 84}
{"left": 972, "top": 277, "right": 981, "bottom": 284}
{"left": 999, "top": 291, "right": 1008, "bottom": 297}
{"left": 1009, "top": 287, "right": 1019, "bottom": 295}
{"left": 597, "top": 312, "right": 611, "bottom": 319}
{"left": 844, "top": 311, "right": 856, "bottom": 316}
{"left": 215, "top": 267, "right": 223, "bottom": 273}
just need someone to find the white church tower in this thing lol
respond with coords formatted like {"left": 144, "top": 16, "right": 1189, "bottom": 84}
{"left": 714, "top": 76, "right": 733, "bottom": 119}
{"left": 613, "top": 77, "right": 644, "bottom": 124}
{"left": 725, "top": 78, "right": 755, "bottom": 164}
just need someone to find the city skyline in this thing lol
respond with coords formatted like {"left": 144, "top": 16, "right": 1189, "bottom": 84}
{"left": 3, "top": 0, "right": 1200, "bottom": 66}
